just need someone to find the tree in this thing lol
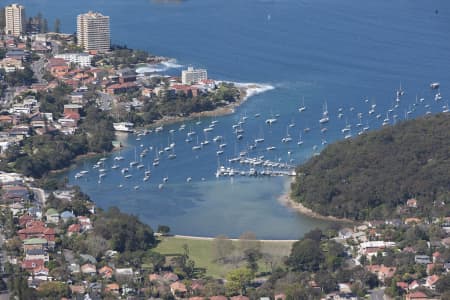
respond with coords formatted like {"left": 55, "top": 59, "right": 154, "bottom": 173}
{"left": 211, "top": 235, "right": 234, "bottom": 262}
{"left": 41, "top": 18, "right": 48, "bottom": 33}
{"left": 244, "top": 248, "right": 262, "bottom": 275}
{"left": 54, "top": 18, "right": 61, "bottom": 33}
{"left": 225, "top": 267, "right": 254, "bottom": 296}
{"left": 157, "top": 225, "right": 170, "bottom": 235}
{"left": 436, "top": 274, "right": 450, "bottom": 293}
{"left": 238, "top": 231, "right": 261, "bottom": 257}
{"left": 36, "top": 281, "right": 70, "bottom": 298}
{"left": 287, "top": 239, "right": 324, "bottom": 272}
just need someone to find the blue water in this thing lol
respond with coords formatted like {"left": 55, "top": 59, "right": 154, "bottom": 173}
{"left": 22, "top": 0, "right": 450, "bottom": 238}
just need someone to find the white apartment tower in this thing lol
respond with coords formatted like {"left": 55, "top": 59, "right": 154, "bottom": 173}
{"left": 181, "top": 67, "right": 208, "bottom": 85}
{"left": 4, "top": 4, "right": 25, "bottom": 36}
{"left": 77, "top": 11, "right": 110, "bottom": 52}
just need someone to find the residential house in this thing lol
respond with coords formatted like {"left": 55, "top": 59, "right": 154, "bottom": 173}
{"left": 25, "top": 248, "right": 49, "bottom": 262}
{"left": 23, "top": 238, "right": 48, "bottom": 252}
{"left": 69, "top": 91, "right": 85, "bottom": 104}
{"left": 47, "top": 58, "right": 69, "bottom": 77}
{"left": 0, "top": 115, "right": 18, "bottom": 126}
{"left": 170, "top": 281, "right": 187, "bottom": 297}
{"left": 60, "top": 211, "right": 75, "bottom": 222}
{"left": 274, "top": 294, "right": 286, "bottom": 300}
{"left": 408, "top": 280, "right": 420, "bottom": 290}
{"left": 148, "top": 273, "right": 163, "bottom": 282}
{"left": 77, "top": 216, "right": 92, "bottom": 231}
{"left": 67, "top": 223, "right": 81, "bottom": 237}
{"left": 45, "top": 208, "right": 60, "bottom": 224}
{"left": 68, "top": 263, "right": 80, "bottom": 274}
{"left": 18, "top": 223, "right": 55, "bottom": 241}
{"left": 405, "top": 291, "right": 429, "bottom": 300}
{"left": 2, "top": 185, "right": 29, "bottom": 203}
{"left": 230, "top": 296, "right": 250, "bottom": 300}
{"left": 444, "top": 262, "right": 450, "bottom": 273}
{"left": 163, "top": 272, "right": 179, "bottom": 282}
{"left": 70, "top": 285, "right": 86, "bottom": 295}
{"left": 81, "top": 263, "right": 97, "bottom": 275}
{"left": 210, "top": 296, "right": 228, "bottom": 300}
{"left": 0, "top": 57, "right": 23, "bottom": 72}
{"left": 99, "top": 265, "right": 113, "bottom": 279}
{"left": 18, "top": 214, "right": 34, "bottom": 227}
{"left": 407, "top": 198, "right": 418, "bottom": 208}
{"left": 106, "top": 82, "right": 138, "bottom": 95}
{"left": 115, "top": 267, "right": 134, "bottom": 281}
{"left": 171, "top": 84, "right": 199, "bottom": 97}
{"left": 33, "top": 265, "right": 49, "bottom": 280}
{"left": 396, "top": 281, "right": 409, "bottom": 292}
{"left": 9, "top": 125, "right": 30, "bottom": 137}
{"left": 21, "top": 258, "right": 45, "bottom": 272}
{"left": 5, "top": 50, "right": 29, "bottom": 61}
{"left": 30, "top": 112, "right": 53, "bottom": 129}
{"left": 105, "top": 283, "right": 120, "bottom": 295}
{"left": 405, "top": 218, "right": 422, "bottom": 225}
{"left": 366, "top": 265, "right": 396, "bottom": 282}
{"left": 432, "top": 251, "right": 441, "bottom": 263}
{"left": 117, "top": 68, "right": 137, "bottom": 83}
{"left": 415, "top": 255, "right": 431, "bottom": 264}
{"left": 424, "top": 274, "right": 440, "bottom": 290}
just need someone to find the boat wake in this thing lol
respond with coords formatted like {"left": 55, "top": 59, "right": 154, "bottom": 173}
{"left": 229, "top": 82, "right": 275, "bottom": 100}
{"left": 136, "top": 59, "right": 183, "bottom": 73}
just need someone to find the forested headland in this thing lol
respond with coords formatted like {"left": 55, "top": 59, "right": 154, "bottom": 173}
{"left": 291, "top": 113, "right": 450, "bottom": 221}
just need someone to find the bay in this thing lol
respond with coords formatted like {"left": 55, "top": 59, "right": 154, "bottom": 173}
{"left": 22, "top": 0, "right": 450, "bottom": 239}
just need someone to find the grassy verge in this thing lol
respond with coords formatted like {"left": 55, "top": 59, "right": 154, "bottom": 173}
{"left": 154, "top": 236, "right": 294, "bottom": 278}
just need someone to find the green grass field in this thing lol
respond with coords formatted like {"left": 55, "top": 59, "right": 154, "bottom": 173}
{"left": 154, "top": 236, "right": 295, "bottom": 278}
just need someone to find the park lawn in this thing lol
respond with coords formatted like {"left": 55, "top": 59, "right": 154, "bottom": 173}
{"left": 154, "top": 236, "right": 295, "bottom": 278}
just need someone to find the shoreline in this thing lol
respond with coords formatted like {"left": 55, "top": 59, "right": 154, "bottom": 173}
{"left": 159, "top": 234, "right": 297, "bottom": 243}
{"left": 278, "top": 178, "right": 354, "bottom": 223}
{"left": 141, "top": 82, "right": 275, "bottom": 129}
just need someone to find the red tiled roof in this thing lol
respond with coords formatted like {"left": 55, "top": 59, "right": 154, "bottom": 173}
{"left": 64, "top": 111, "right": 80, "bottom": 121}
{"left": 67, "top": 224, "right": 81, "bottom": 233}
{"left": 21, "top": 259, "right": 45, "bottom": 270}
{"left": 406, "top": 291, "right": 428, "bottom": 299}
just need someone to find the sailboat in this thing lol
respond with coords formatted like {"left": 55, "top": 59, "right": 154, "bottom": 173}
{"left": 129, "top": 148, "right": 138, "bottom": 167}
{"left": 192, "top": 136, "right": 202, "bottom": 150}
{"left": 254, "top": 126, "right": 265, "bottom": 144}
{"left": 297, "top": 132, "right": 304, "bottom": 146}
{"left": 168, "top": 148, "right": 176, "bottom": 159}
{"left": 281, "top": 126, "right": 292, "bottom": 143}
{"left": 201, "top": 132, "right": 210, "bottom": 146}
{"left": 153, "top": 148, "right": 160, "bottom": 166}
{"left": 298, "top": 97, "right": 307, "bottom": 112}
{"left": 319, "top": 102, "right": 329, "bottom": 124}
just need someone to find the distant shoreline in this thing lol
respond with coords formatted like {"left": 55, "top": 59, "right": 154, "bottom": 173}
{"left": 278, "top": 178, "right": 354, "bottom": 223}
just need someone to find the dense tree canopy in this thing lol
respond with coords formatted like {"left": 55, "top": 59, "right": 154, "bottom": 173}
{"left": 93, "top": 207, "right": 156, "bottom": 253}
{"left": 291, "top": 113, "right": 450, "bottom": 220}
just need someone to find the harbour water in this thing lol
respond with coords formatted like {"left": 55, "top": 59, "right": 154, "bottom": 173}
{"left": 22, "top": 0, "right": 450, "bottom": 238}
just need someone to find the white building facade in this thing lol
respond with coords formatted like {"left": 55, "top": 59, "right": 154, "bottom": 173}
{"left": 77, "top": 11, "right": 110, "bottom": 52}
{"left": 181, "top": 67, "right": 207, "bottom": 85}
{"left": 4, "top": 4, "right": 25, "bottom": 36}
{"left": 55, "top": 53, "right": 92, "bottom": 67}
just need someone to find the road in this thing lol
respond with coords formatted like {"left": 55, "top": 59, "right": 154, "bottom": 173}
{"left": 0, "top": 232, "right": 10, "bottom": 299}
{"left": 30, "top": 57, "right": 47, "bottom": 84}
{"left": 31, "top": 187, "right": 46, "bottom": 208}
